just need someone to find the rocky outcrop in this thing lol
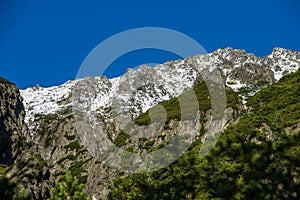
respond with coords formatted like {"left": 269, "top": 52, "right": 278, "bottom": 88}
{"left": 229, "top": 63, "right": 275, "bottom": 85}
{"left": 0, "top": 78, "right": 52, "bottom": 199}
{"left": 9, "top": 113, "right": 120, "bottom": 199}
{"left": 0, "top": 78, "right": 26, "bottom": 165}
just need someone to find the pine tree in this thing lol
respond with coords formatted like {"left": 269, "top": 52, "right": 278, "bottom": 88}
{"left": 48, "top": 170, "right": 86, "bottom": 200}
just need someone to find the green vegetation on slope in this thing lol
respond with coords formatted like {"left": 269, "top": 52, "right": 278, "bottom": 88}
{"left": 48, "top": 170, "right": 87, "bottom": 200}
{"left": 134, "top": 82, "right": 239, "bottom": 125}
{"left": 114, "top": 82, "right": 239, "bottom": 149}
{"left": 109, "top": 69, "right": 300, "bottom": 199}
{"left": 0, "top": 164, "right": 31, "bottom": 200}
{"left": 114, "top": 131, "right": 131, "bottom": 148}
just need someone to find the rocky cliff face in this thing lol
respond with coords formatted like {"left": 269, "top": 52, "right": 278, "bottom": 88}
{"left": 0, "top": 78, "right": 26, "bottom": 166}
{"left": 9, "top": 115, "right": 119, "bottom": 199}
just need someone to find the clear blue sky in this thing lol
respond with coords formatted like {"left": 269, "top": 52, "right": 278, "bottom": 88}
{"left": 0, "top": 0, "right": 299, "bottom": 89}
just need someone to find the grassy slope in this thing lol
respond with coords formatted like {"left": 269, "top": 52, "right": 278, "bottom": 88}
{"left": 134, "top": 82, "right": 239, "bottom": 125}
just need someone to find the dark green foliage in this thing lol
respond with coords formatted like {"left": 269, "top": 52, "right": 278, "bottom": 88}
{"left": 199, "top": 113, "right": 206, "bottom": 136}
{"left": 104, "top": 106, "right": 112, "bottom": 113}
{"left": 56, "top": 155, "right": 77, "bottom": 165}
{"left": 48, "top": 170, "right": 86, "bottom": 200}
{"left": 64, "top": 133, "right": 76, "bottom": 140}
{"left": 68, "top": 161, "right": 85, "bottom": 183}
{"left": 0, "top": 166, "right": 15, "bottom": 200}
{"left": 54, "top": 171, "right": 66, "bottom": 177}
{"left": 126, "top": 146, "right": 134, "bottom": 152}
{"left": 114, "top": 131, "right": 131, "bottom": 147}
{"left": 32, "top": 154, "right": 46, "bottom": 168}
{"left": 68, "top": 158, "right": 91, "bottom": 184}
{"left": 145, "top": 140, "right": 155, "bottom": 149}
{"left": 238, "top": 81, "right": 269, "bottom": 96}
{"left": 15, "top": 188, "right": 31, "bottom": 200}
{"left": 0, "top": 164, "right": 8, "bottom": 176}
{"left": 78, "top": 175, "right": 88, "bottom": 185}
{"left": 0, "top": 165, "right": 30, "bottom": 200}
{"left": 57, "top": 95, "right": 73, "bottom": 106}
{"left": 69, "top": 163, "right": 84, "bottom": 180}
{"left": 248, "top": 69, "right": 300, "bottom": 131}
{"left": 65, "top": 141, "right": 81, "bottom": 152}
{"left": 109, "top": 69, "right": 300, "bottom": 199}
{"left": 34, "top": 107, "right": 73, "bottom": 123}
{"left": 34, "top": 113, "right": 59, "bottom": 123}
{"left": 58, "top": 107, "right": 73, "bottom": 116}
{"left": 226, "top": 87, "right": 240, "bottom": 109}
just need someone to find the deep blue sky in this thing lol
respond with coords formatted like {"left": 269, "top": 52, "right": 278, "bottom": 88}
{"left": 0, "top": 0, "right": 299, "bottom": 89}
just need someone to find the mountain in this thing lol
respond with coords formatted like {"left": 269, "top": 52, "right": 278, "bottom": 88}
{"left": 21, "top": 47, "right": 300, "bottom": 124}
{"left": 109, "top": 66, "right": 300, "bottom": 200}
{"left": 0, "top": 47, "right": 299, "bottom": 199}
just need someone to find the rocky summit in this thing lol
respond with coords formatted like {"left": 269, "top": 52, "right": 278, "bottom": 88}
{"left": 0, "top": 47, "right": 300, "bottom": 199}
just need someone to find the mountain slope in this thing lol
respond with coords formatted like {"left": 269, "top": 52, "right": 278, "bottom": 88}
{"left": 20, "top": 47, "right": 300, "bottom": 125}
{"left": 0, "top": 47, "right": 299, "bottom": 199}
{"left": 109, "top": 67, "right": 300, "bottom": 200}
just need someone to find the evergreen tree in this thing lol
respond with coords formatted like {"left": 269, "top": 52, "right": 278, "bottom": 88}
{"left": 48, "top": 170, "right": 86, "bottom": 200}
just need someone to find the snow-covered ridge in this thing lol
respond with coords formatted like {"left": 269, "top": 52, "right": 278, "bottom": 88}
{"left": 21, "top": 59, "right": 198, "bottom": 123}
{"left": 21, "top": 47, "right": 300, "bottom": 124}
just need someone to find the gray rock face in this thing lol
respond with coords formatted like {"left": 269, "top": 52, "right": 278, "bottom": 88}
{"left": 229, "top": 63, "right": 275, "bottom": 85}
{"left": 11, "top": 114, "right": 120, "bottom": 200}
{"left": 11, "top": 151, "right": 51, "bottom": 199}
